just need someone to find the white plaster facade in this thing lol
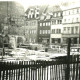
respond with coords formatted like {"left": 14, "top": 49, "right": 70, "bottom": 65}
{"left": 50, "top": 24, "right": 63, "bottom": 44}
{"left": 62, "top": 7, "right": 80, "bottom": 44}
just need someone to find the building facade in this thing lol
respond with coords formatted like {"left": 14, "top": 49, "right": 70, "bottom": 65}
{"left": 25, "top": 20, "right": 38, "bottom": 43}
{"left": 62, "top": 7, "right": 80, "bottom": 44}
{"left": 24, "top": 5, "right": 80, "bottom": 45}
{"left": 38, "top": 14, "right": 51, "bottom": 44}
{"left": 50, "top": 8, "right": 63, "bottom": 44}
{"left": 25, "top": 5, "right": 48, "bottom": 43}
{"left": 25, "top": 6, "right": 40, "bottom": 43}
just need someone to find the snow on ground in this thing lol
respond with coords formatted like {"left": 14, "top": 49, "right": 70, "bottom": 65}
{"left": 0, "top": 48, "right": 67, "bottom": 62}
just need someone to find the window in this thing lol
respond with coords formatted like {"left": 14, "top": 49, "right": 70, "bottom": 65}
{"left": 63, "top": 11, "right": 66, "bottom": 15}
{"left": 30, "top": 30, "right": 31, "bottom": 34}
{"left": 42, "top": 30, "right": 44, "bottom": 34}
{"left": 69, "top": 11, "right": 70, "bottom": 15}
{"left": 45, "top": 30, "right": 47, "bottom": 34}
{"left": 30, "top": 15, "right": 31, "bottom": 19}
{"left": 48, "top": 30, "right": 50, "bottom": 34}
{"left": 71, "top": 27, "right": 74, "bottom": 34}
{"left": 58, "top": 39, "right": 61, "bottom": 43}
{"left": 56, "top": 29, "right": 61, "bottom": 33}
{"left": 43, "top": 30, "right": 45, "bottom": 34}
{"left": 46, "top": 22, "right": 48, "bottom": 26}
{"left": 72, "top": 9, "right": 74, "bottom": 14}
{"left": 30, "top": 38, "right": 31, "bottom": 42}
{"left": 54, "top": 29, "right": 56, "bottom": 33}
{"left": 28, "top": 15, "right": 30, "bottom": 19}
{"left": 60, "top": 20, "right": 62, "bottom": 24}
{"left": 25, "top": 29, "right": 28, "bottom": 34}
{"left": 52, "top": 29, "right": 53, "bottom": 33}
{"left": 77, "top": 8, "right": 79, "bottom": 13}
{"left": 58, "top": 20, "right": 60, "bottom": 24}
{"left": 31, "top": 14, "right": 32, "bottom": 18}
{"left": 56, "top": 20, "right": 57, "bottom": 24}
{"left": 52, "top": 38, "right": 55, "bottom": 43}
{"left": 48, "top": 22, "right": 51, "bottom": 26}
{"left": 52, "top": 20, "right": 56, "bottom": 24}
{"left": 36, "top": 14, "right": 39, "bottom": 18}
{"left": 34, "top": 22, "right": 36, "bottom": 25}
{"left": 32, "top": 30, "right": 36, "bottom": 34}
{"left": 34, "top": 39, "right": 35, "bottom": 42}
{"left": 72, "top": 18, "right": 74, "bottom": 22}
{"left": 29, "top": 22, "right": 31, "bottom": 26}
{"left": 74, "top": 9, "right": 77, "bottom": 14}
{"left": 67, "top": 27, "right": 70, "bottom": 34}
{"left": 32, "top": 30, "right": 33, "bottom": 34}
{"left": 32, "top": 22, "right": 34, "bottom": 26}
{"left": 40, "top": 23, "right": 42, "bottom": 26}
{"left": 64, "top": 19, "right": 66, "bottom": 23}
{"left": 75, "top": 26, "right": 78, "bottom": 34}
{"left": 64, "top": 27, "right": 66, "bottom": 31}
{"left": 76, "top": 18, "right": 79, "bottom": 22}
{"left": 59, "top": 29, "right": 61, "bottom": 33}
{"left": 26, "top": 22, "right": 28, "bottom": 26}
{"left": 40, "top": 30, "right": 42, "bottom": 34}
{"left": 58, "top": 12, "right": 61, "bottom": 16}
{"left": 43, "top": 23, "right": 45, "bottom": 26}
{"left": 79, "top": 8, "right": 80, "bottom": 13}
{"left": 52, "top": 29, "right": 55, "bottom": 33}
{"left": 32, "top": 14, "right": 35, "bottom": 18}
{"left": 56, "top": 29, "right": 58, "bottom": 33}
{"left": 34, "top": 30, "right": 36, "bottom": 34}
{"left": 46, "top": 15, "right": 50, "bottom": 19}
{"left": 54, "top": 13, "right": 57, "bottom": 17}
{"left": 44, "top": 30, "right": 46, "bottom": 34}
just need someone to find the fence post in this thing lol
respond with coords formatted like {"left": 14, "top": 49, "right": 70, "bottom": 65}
{"left": 65, "top": 38, "right": 71, "bottom": 80}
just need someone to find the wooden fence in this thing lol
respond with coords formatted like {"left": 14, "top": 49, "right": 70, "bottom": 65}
{"left": 0, "top": 55, "right": 80, "bottom": 80}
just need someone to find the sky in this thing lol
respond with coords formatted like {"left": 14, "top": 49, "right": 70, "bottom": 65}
{"left": 0, "top": 0, "right": 80, "bottom": 10}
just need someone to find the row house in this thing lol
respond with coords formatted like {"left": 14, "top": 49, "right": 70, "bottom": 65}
{"left": 25, "top": 19, "right": 38, "bottom": 43}
{"left": 49, "top": 6, "right": 63, "bottom": 45}
{"left": 38, "top": 5, "right": 63, "bottom": 45}
{"left": 25, "top": 5, "right": 80, "bottom": 45}
{"left": 50, "top": 11, "right": 63, "bottom": 44}
{"left": 38, "top": 13, "right": 52, "bottom": 44}
{"left": 25, "top": 5, "right": 48, "bottom": 43}
{"left": 25, "top": 5, "right": 63, "bottom": 45}
{"left": 25, "top": 6, "right": 39, "bottom": 43}
{"left": 62, "top": 7, "right": 80, "bottom": 44}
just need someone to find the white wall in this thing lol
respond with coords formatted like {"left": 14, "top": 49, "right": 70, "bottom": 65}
{"left": 51, "top": 24, "right": 63, "bottom": 34}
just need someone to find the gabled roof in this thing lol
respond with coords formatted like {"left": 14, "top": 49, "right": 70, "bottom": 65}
{"left": 25, "top": 5, "right": 48, "bottom": 20}
{"left": 25, "top": 5, "right": 48, "bottom": 15}
{"left": 25, "top": 5, "right": 63, "bottom": 21}
{"left": 46, "top": 5, "right": 62, "bottom": 14}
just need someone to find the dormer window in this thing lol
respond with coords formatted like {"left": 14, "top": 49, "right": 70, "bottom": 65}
{"left": 58, "top": 12, "right": 61, "bottom": 16}
{"left": 40, "top": 15, "right": 45, "bottom": 20}
{"left": 46, "top": 15, "right": 50, "bottom": 19}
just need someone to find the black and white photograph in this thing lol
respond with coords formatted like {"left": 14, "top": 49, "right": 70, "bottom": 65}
{"left": 0, "top": 0, "right": 80, "bottom": 80}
